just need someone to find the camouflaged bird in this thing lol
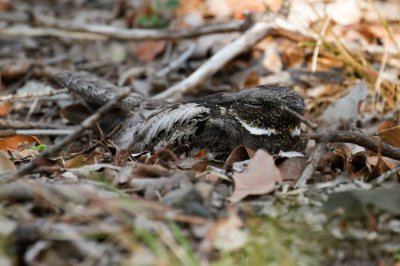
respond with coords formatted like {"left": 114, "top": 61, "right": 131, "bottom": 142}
{"left": 56, "top": 72, "right": 305, "bottom": 160}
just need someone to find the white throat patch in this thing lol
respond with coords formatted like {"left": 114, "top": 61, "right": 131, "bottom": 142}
{"left": 237, "top": 119, "right": 276, "bottom": 136}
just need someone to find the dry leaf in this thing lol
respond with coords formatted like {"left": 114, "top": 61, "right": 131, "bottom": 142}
{"left": 224, "top": 145, "right": 255, "bottom": 169}
{"left": 229, "top": 150, "right": 282, "bottom": 202}
{"left": 327, "top": 0, "right": 361, "bottom": 26}
{"left": 321, "top": 81, "right": 368, "bottom": 130}
{"left": 365, "top": 156, "right": 394, "bottom": 182}
{"left": 60, "top": 104, "right": 90, "bottom": 124}
{"left": 278, "top": 157, "right": 307, "bottom": 183}
{"left": 367, "top": 156, "right": 398, "bottom": 170}
{"left": 265, "top": 0, "right": 283, "bottom": 12}
{"left": 0, "top": 0, "right": 13, "bottom": 11}
{"left": 348, "top": 151, "right": 368, "bottom": 178}
{"left": 0, "top": 102, "right": 12, "bottom": 116}
{"left": 226, "top": 0, "right": 266, "bottom": 19}
{"left": 0, "top": 151, "right": 16, "bottom": 174}
{"left": 65, "top": 155, "right": 87, "bottom": 168}
{"left": 0, "top": 136, "right": 40, "bottom": 151}
{"left": 377, "top": 125, "right": 400, "bottom": 147}
{"left": 206, "top": 0, "right": 232, "bottom": 19}
{"left": 134, "top": 40, "right": 166, "bottom": 62}
{"left": 262, "top": 42, "right": 283, "bottom": 73}
{"left": 200, "top": 205, "right": 246, "bottom": 255}
{"left": 176, "top": 0, "right": 204, "bottom": 17}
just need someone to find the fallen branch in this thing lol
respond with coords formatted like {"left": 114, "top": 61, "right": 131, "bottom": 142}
{"left": 0, "top": 88, "right": 69, "bottom": 102}
{"left": 155, "top": 43, "right": 197, "bottom": 78}
{"left": 308, "top": 129, "right": 400, "bottom": 161}
{"left": 0, "top": 88, "right": 130, "bottom": 183}
{"left": 0, "top": 129, "right": 75, "bottom": 137}
{"left": 282, "top": 106, "right": 400, "bottom": 161}
{"left": 295, "top": 143, "right": 326, "bottom": 188}
{"left": 153, "top": 21, "right": 275, "bottom": 101}
{"left": 0, "top": 11, "right": 250, "bottom": 41}
{"left": 0, "top": 119, "right": 64, "bottom": 129}
{"left": 281, "top": 105, "right": 400, "bottom": 186}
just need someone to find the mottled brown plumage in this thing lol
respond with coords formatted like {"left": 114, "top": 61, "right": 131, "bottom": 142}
{"left": 56, "top": 72, "right": 305, "bottom": 159}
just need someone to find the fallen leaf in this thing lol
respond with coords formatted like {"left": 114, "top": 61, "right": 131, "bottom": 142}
{"left": 367, "top": 156, "right": 398, "bottom": 170}
{"left": 0, "top": 136, "right": 40, "bottom": 151}
{"left": 0, "top": 151, "right": 16, "bottom": 174}
{"left": 365, "top": 156, "right": 398, "bottom": 182}
{"left": 327, "top": 0, "right": 361, "bottom": 26}
{"left": 377, "top": 120, "right": 397, "bottom": 132}
{"left": 229, "top": 150, "right": 282, "bottom": 202}
{"left": 0, "top": 0, "right": 14, "bottom": 11}
{"left": 200, "top": 205, "right": 247, "bottom": 256}
{"left": 224, "top": 145, "right": 255, "bottom": 170}
{"left": 264, "top": 0, "right": 283, "bottom": 12}
{"left": 65, "top": 155, "right": 87, "bottom": 168}
{"left": 134, "top": 40, "right": 166, "bottom": 62}
{"left": 206, "top": 0, "right": 232, "bottom": 20}
{"left": 60, "top": 104, "right": 91, "bottom": 124}
{"left": 226, "top": 0, "right": 266, "bottom": 19}
{"left": 262, "top": 42, "right": 283, "bottom": 73}
{"left": 324, "top": 188, "right": 400, "bottom": 219}
{"left": 348, "top": 151, "right": 368, "bottom": 178}
{"left": 321, "top": 81, "right": 368, "bottom": 130}
{"left": 176, "top": 0, "right": 204, "bottom": 17}
{"left": 278, "top": 157, "right": 307, "bottom": 183}
{"left": 0, "top": 102, "right": 12, "bottom": 116}
{"left": 377, "top": 125, "right": 400, "bottom": 147}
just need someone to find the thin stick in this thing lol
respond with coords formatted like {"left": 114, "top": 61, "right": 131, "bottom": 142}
{"left": 0, "top": 119, "right": 64, "bottom": 129}
{"left": 0, "top": 89, "right": 130, "bottom": 183}
{"left": 63, "top": 122, "right": 124, "bottom": 160}
{"left": 0, "top": 89, "right": 69, "bottom": 102}
{"left": 155, "top": 43, "right": 197, "bottom": 78}
{"left": 311, "top": 17, "right": 331, "bottom": 72}
{"left": 295, "top": 143, "right": 326, "bottom": 188}
{"left": 308, "top": 129, "right": 400, "bottom": 161}
{"left": 0, "top": 12, "right": 249, "bottom": 41}
{"left": 280, "top": 106, "right": 318, "bottom": 130}
{"left": 0, "top": 129, "right": 74, "bottom": 137}
{"left": 281, "top": 106, "right": 400, "bottom": 161}
{"left": 372, "top": 164, "right": 400, "bottom": 185}
{"left": 153, "top": 21, "right": 275, "bottom": 101}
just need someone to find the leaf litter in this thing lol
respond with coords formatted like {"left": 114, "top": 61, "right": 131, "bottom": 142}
{"left": 0, "top": 0, "right": 400, "bottom": 265}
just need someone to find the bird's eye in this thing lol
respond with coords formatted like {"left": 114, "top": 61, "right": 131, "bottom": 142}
{"left": 244, "top": 102, "right": 263, "bottom": 108}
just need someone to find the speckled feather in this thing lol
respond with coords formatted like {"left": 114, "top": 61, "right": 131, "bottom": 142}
{"left": 56, "top": 72, "right": 305, "bottom": 159}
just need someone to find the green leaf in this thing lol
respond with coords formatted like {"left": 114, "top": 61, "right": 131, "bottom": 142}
{"left": 32, "top": 144, "right": 47, "bottom": 151}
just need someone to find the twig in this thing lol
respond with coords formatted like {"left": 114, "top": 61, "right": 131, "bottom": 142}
{"left": 281, "top": 105, "right": 400, "bottom": 186}
{"left": 0, "top": 119, "right": 64, "bottom": 129}
{"left": 63, "top": 122, "right": 124, "bottom": 160}
{"left": 0, "top": 12, "right": 250, "bottom": 40}
{"left": 0, "top": 89, "right": 69, "bottom": 102}
{"left": 0, "top": 89, "right": 130, "bottom": 183}
{"left": 153, "top": 21, "right": 276, "bottom": 101}
{"left": 308, "top": 129, "right": 400, "bottom": 161}
{"left": 39, "top": 17, "right": 250, "bottom": 40}
{"left": 295, "top": 143, "right": 326, "bottom": 188}
{"left": 118, "top": 67, "right": 147, "bottom": 87}
{"left": 155, "top": 44, "right": 197, "bottom": 78}
{"left": 282, "top": 106, "right": 400, "bottom": 161}
{"left": 371, "top": 164, "right": 400, "bottom": 185}
{"left": 0, "top": 129, "right": 75, "bottom": 137}
{"left": 311, "top": 17, "right": 331, "bottom": 72}
{"left": 280, "top": 106, "right": 318, "bottom": 130}
{"left": 0, "top": 27, "right": 107, "bottom": 41}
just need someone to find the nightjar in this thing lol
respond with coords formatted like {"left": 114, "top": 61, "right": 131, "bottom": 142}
{"left": 56, "top": 72, "right": 305, "bottom": 160}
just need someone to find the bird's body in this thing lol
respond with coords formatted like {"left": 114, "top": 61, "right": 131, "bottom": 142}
{"left": 56, "top": 72, "right": 305, "bottom": 159}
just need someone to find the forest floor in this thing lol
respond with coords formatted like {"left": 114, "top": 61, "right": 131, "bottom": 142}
{"left": 0, "top": 0, "right": 400, "bottom": 265}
